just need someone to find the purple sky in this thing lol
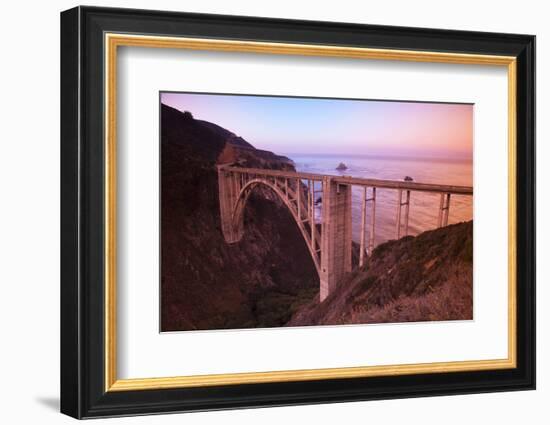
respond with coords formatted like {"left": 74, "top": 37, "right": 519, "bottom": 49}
{"left": 161, "top": 92, "right": 473, "bottom": 159}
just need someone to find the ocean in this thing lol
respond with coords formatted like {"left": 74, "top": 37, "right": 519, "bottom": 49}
{"left": 288, "top": 153, "right": 473, "bottom": 247}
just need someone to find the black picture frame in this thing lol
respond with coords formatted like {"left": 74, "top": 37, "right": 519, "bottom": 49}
{"left": 60, "top": 5, "right": 535, "bottom": 419}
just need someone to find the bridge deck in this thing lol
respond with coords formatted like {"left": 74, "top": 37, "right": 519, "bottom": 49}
{"left": 219, "top": 165, "right": 473, "bottom": 195}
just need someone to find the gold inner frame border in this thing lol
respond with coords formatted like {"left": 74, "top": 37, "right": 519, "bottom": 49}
{"left": 104, "top": 33, "right": 517, "bottom": 392}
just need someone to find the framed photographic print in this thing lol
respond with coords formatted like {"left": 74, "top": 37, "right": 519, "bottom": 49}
{"left": 60, "top": 6, "right": 535, "bottom": 419}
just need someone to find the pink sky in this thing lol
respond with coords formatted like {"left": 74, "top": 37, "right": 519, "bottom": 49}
{"left": 161, "top": 92, "right": 473, "bottom": 159}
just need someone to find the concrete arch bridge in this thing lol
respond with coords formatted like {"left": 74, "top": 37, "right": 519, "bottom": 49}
{"left": 217, "top": 165, "right": 472, "bottom": 302}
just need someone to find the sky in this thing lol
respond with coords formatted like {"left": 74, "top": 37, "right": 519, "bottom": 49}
{"left": 161, "top": 92, "right": 473, "bottom": 159}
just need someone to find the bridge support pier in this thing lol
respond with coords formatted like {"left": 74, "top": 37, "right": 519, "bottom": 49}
{"left": 218, "top": 166, "right": 244, "bottom": 243}
{"left": 320, "top": 177, "right": 352, "bottom": 302}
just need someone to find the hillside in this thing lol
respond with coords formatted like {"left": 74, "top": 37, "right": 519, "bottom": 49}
{"left": 288, "top": 221, "right": 473, "bottom": 326}
{"left": 161, "top": 104, "right": 318, "bottom": 331}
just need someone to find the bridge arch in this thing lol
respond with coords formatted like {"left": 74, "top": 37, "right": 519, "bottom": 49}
{"left": 230, "top": 178, "right": 321, "bottom": 274}
{"left": 217, "top": 166, "right": 354, "bottom": 301}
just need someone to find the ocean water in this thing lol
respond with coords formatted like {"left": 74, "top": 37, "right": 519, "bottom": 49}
{"left": 289, "top": 153, "right": 473, "bottom": 248}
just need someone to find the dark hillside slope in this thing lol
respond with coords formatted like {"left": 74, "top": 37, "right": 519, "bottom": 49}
{"left": 288, "top": 221, "right": 473, "bottom": 326}
{"left": 161, "top": 104, "right": 318, "bottom": 331}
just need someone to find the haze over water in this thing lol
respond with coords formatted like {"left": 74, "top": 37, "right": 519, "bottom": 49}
{"left": 290, "top": 153, "right": 473, "bottom": 248}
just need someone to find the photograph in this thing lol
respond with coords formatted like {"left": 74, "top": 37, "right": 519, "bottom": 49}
{"left": 160, "top": 92, "right": 474, "bottom": 332}
{"left": 57, "top": 4, "right": 536, "bottom": 419}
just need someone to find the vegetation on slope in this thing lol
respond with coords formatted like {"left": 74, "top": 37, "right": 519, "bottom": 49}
{"left": 288, "top": 221, "right": 473, "bottom": 326}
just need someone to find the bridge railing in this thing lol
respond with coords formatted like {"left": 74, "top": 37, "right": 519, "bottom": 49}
{"left": 220, "top": 165, "right": 473, "bottom": 194}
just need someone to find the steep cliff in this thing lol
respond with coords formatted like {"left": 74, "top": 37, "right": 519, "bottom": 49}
{"left": 161, "top": 104, "right": 317, "bottom": 331}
